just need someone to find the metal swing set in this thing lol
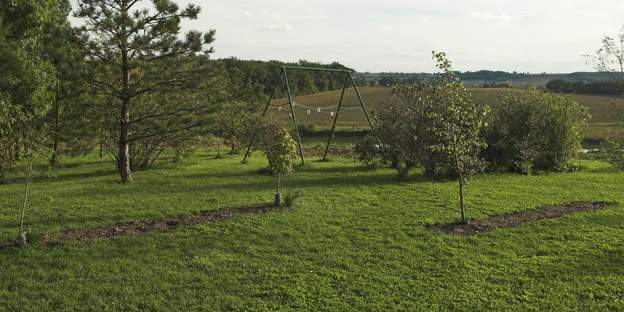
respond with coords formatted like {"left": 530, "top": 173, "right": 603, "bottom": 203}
{"left": 242, "top": 66, "right": 377, "bottom": 165}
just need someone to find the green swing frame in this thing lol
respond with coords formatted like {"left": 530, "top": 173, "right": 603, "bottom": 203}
{"left": 242, "top": 66, "right": 377, "bottom": 165}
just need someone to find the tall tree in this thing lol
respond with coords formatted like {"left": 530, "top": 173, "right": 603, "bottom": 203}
{"left": 588, "top": 26, "right": 624, "bottom": 84}
{"left": 0, "top": 0, "right": 60, "bottom": 181}
{"left": 42, "top": 0, "right": 97, "bottom": 166}
{"left": 74, "top": 0, "right": 216, "bottom": 183}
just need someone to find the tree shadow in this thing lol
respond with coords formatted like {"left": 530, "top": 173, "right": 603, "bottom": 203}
{"left": 1, "top": 168, "right": 117, "bottom": 185}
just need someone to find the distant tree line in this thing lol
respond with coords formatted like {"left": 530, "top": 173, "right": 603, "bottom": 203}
{"left": 218, "top": 58, "right": 354, "bottom": 106}
{"left": 546, "top": 79, "right": 624, "bottom": 96}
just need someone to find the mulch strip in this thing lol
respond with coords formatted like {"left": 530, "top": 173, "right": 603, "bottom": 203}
{"left": 47, "top": 203, "right": 276, "bottom": 243}
{"left": 433, "top": 201, "right": 616, "bottom": 235}
{"left": 0, "top": 203, "right": 275, "bottom": 249}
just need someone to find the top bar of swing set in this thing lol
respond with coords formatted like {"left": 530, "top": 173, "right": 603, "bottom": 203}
{"left": 282, "top": 66, "right": 353, "bottom": 73}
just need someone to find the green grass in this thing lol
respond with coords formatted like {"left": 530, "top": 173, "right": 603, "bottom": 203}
{"left": 0, "top": 150, "right": 623, "bottom": 311}
{"left": 271, "top": 87, "right": 624, "bottom": 139}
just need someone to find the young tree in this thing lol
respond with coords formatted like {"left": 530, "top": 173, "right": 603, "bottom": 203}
{"left": 74, "top": 0, "right": 217, "bottom": 183}
{"left": 374, "top": 52, "right": 489, "bottom": 222}
{"left": 588, "top": 26, "right": 624, "bottom": 85}
{"left": 428, "top": 52, "right": 489, "bottom": 223}
{"left": 254, "top": 119, "right": 299, "bottom": 207}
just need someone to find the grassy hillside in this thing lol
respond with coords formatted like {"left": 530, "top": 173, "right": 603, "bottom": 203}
{"left": 269, "top": 87, "right": 624, "bottom": 139}
{"left": 0, "top": 151, "right": 623, "bottom": 310}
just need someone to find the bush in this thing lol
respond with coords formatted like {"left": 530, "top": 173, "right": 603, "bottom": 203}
{"left": 373, "top": 69, "right": 488, "bottom": 179}
{"left": 353, "top": 135, "right": 383, "bottom": 168}
{"left": 484, "top": 89, "right": 590, "bottom": 173}
{"left": 602, "top": 138, "right": 624, "bottom": 170}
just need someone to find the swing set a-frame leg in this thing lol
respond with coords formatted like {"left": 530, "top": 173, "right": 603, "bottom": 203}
{"left": 323, "top": 73, "right": 350, "bottom": 161}
{"left": 323, "top": 72, "right": 379, "bottom": 161}
{"left": 242, "top": 70, "right": 283, "bottom": 163}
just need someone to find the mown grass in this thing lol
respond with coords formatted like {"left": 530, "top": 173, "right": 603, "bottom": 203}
{"left": 271, "top": 87, "right": 624, "bottom": 138}
{"left": 0, "top": 149, "right": 623, "bottom": 311}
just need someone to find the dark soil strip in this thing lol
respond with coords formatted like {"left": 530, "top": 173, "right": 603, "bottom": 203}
{"left": 434, "top": 201, "right": 616, "bottom": 235}
{"left": 0, "top": 203, "right": 274, "bottom": 249}
{"left": 48, "top": 203, "right": 276, "bottom": 243}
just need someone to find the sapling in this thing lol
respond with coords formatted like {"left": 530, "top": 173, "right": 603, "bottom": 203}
{"left": 255, "top": 119, "right": 298, "bottom": 207}
{"left": 17, "top": 155, "right": 34, "bottom": 246}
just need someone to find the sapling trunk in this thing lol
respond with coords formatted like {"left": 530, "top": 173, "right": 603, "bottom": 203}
{"left": 274, "top": 173, "right": 281, "bottom": 207}
{"left": 50, "top": 68, "right": 60, "bottom": 166}
{"left": 18, "top": 157, "right": 34, "bottom": 246}
{"left": 459, "top": 176, "right": 466, "bottom": 224}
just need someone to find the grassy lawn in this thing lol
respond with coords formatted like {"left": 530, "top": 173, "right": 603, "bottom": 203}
{"left": 0, "top": 150, "right": 623, "bottom": 311}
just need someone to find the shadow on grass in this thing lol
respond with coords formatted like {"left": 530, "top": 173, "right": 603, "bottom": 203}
{"left": 71, "top": 170, "right": 435, "bottom": 199}
{"left": 1, "top": 169, "right": 118, "bottom": 185}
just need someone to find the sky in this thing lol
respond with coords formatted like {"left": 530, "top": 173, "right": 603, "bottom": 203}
{"left": 75, "top": 0, "right": 624, "bottom": 73}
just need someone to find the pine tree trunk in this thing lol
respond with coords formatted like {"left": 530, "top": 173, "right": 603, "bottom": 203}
{"left": 119, "top": 98, "right": 131, "bottom": 183}
{"left": 118, "top": 1, "right": 131, "bottom": 184}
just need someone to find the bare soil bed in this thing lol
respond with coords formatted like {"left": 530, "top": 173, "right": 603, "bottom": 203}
{"left": 45, "top": 203, "right": 276, "bottom": 243}
{"left": 434, "top": 201, "right": 615, "bottom": 235}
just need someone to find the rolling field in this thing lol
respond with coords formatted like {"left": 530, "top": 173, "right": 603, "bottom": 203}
{"left": 0, "top": 150, "right": 623, "bottom": 310}
{"left": 268, "top": 87, "right": 624, "bottom": 139}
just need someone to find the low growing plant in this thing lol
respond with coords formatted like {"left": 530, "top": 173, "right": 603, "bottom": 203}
{"left": 282, "top": 189, "right": 302, "bottom": 208}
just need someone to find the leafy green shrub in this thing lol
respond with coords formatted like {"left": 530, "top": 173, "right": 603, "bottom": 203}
{"left": 353, "top": 135, "right": 383, "bottom": 168}
{"left": 484, "top": 89, "right": 590, "bottom": 173}
{"left": 602, "top": 138, "right": 624, "bottom": 170}
{"left": 373, "top": 54, "right": 489, "bottom": 180}
{"left": 215, "top": 102, "right": 253, "bottom": 154}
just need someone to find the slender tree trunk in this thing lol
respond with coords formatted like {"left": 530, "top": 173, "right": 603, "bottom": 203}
{"left": 50, "top": 68, "right": 60, "bottom": 166}
{"left": 118, "top": 1, "right": 132, "bottom": 184}
{"left": 99, "top": 132, "right": 104, "bottom": 158}
{"left": 274, "top": 173, "right": 282, "bottom": 207}
{"left": 14, "top": 136, "right": 20, "bottom": 161}
{"left": 459, "top": 175, "right": 466, "bottom": 224}
{"left": 18, "top": 156, "right": 34, "bottom": 246}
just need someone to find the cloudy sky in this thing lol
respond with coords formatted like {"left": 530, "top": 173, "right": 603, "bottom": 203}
{"left": 80, "top": 0, "right": 624, "bottom": 73}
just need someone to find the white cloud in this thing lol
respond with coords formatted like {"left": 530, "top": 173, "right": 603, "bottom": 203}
{"left": 379, "top": 24, "right": 393, "bottom": 32}
{"left": 471, "top": 11, "right": 514, "bottom": 23}
{"left": 259, "top": 23, "right": 293, "bottom": 32}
